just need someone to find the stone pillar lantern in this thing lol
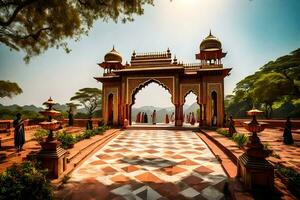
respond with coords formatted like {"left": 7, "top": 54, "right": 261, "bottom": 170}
{"left": 37, "top": 97, "right": 67, "bottom": 179}
{"left": 237, "top": 108, "right": 274, "bottom": 190}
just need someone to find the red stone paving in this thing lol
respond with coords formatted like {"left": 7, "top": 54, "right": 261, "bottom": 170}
{"left": 135, "top": 172, "right": 164, "bottom": 183}
{"left": 121, "top": 165, "right": 139, "bottom": 173}
{"left": 58, "top": 130, "right": 228, "bottom": 199}
{"left": 194, "top": 166, "right": 214, "bottom": 175}
{"left": 178, "top": 159, "right": 199, "bottom": 166}
{"left": 0, "top": 128, "right": 119, "bottom": 177}
{"left": 158, "top": 166, "right": 187, "bottom": 176}
{"left": 201, "top": 128, "right": 300, "bottom": 200}
{"left": 110, "top": 174, "right": 131, "bottom": 183}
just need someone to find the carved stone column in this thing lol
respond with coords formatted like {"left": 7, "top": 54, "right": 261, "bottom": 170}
{"left": 203, "top": 104, "right": 207, "bottom": 126}
{"left": 175, "top": 104, "right": 183, "bottom": 126}
{"left": 199, "top": 104, "right": 203, "bottom": 127}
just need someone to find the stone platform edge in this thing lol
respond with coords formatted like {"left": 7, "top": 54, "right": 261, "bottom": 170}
{"left": 51, "top": 129, "right": 121, "bottom": 185}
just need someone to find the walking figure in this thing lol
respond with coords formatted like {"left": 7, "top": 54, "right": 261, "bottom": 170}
{"left": 13, "top": 113, "right": 25, "bottom": 152}
{"left": 228, "top": 116, "right": 236, "bottom": 137}
{"left": 283, "top": 117, "right": 294, "bottom": 145}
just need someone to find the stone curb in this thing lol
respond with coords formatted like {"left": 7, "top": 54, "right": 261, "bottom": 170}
{"left": 51, "top": 129, "right": 121, "bottom": 185}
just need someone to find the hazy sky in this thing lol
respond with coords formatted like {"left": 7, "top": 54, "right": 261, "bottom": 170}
{"left": 1, "top": 0, "right": 300, "bottom": 108}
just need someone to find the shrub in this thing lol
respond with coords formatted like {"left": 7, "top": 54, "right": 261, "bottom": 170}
{"left": 263, "top": 143, "right": 273, "bottom": 156}
{"left": 73, "top": 125, "right": 110, "bottom": 142}
{"left": 263, "top": 143, "right": 281, "bottom": 158}
{"left": 216, "top": 128, "right": 229, "bottom": 137}
{"left": 232, "top": 133, "right": 248, "bottom": 147}
{"left": 93, "top": 125, "right": 110, "bottom": 135}
{"left": 0, "top": 161, "right": 53, "bottom": 200}
{"left": 32, "top": 129, "right": 49, "bottom": 142}
{"left": 82, "top": 130, "right": 94, "bottom": 139}
{"left": 276, "top": 165, "right": 300, "bottom": 197}
{"left": 56, "top": 132, "right": 75, "bottom": 149}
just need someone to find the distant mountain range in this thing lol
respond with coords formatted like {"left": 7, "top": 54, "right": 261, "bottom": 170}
{"left": 131, "top": 102, "right": 200, "bottom": 123}
{"left": 1, "top": 102, "right": 200, "bottom": 122}
{"left": 0, "top": 103, "right": 87, "bottom": 113}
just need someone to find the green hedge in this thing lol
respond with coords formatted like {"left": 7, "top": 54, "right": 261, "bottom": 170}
{"left": 57, "top": 125, "right": 110, "bottom": 149}
{"left": 0, "top": 161, "right": 53, "bottom": 200}
{"left": 216, "top": 128, "right": 229, "bottom": 137}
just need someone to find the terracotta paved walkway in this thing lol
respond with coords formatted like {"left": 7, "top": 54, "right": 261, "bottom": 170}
{"left": 56, "top": 130, "right": 227, "bottom": 200}
{"left": 237, "top": 127, "right": 300, "bottom": 173}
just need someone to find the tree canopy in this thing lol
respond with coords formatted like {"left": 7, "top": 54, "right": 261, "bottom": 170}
{"left": 0, "top": 0, "right": 154, "bottom": 62}
{"left": 0, "top": 80, "right": 23, "bottom": 98}
{"left": 226, "top": 48, "right": 300, "bottom": 118}
{"left": 70, "top": 87, "right": 101, "bottom": 119}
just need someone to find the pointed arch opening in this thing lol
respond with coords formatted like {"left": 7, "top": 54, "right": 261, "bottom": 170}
{"left": 130, "top": 81, "right": 175, "bottom": 126}
{"left": 107, "top": 93, "right": 114, "bottom": 125}
{"left": 211, "top": 91, "right": 217, "bottom": 126}
{"left": 183, "top": 91, "right": 200, "bottom": 127}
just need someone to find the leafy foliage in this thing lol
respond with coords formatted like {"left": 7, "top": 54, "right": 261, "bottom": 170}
{"left": 0, "top": 161, "right": 53, "bottom": 200}
{"left": 57, "top": 125, "right": 110, "bottom": 149}
{"left": 70, "top": 88, "right": 102, "bottom": 119}
{"left": 32, "top": 128, "right": 48, "bottom": 142}
{"left": 226, "top": 48, "right": 300, "bottom": 118}
{"left": 56, "top": 131, "right": 76, "bottom": 149}
{"left": 216, "top": 128, "right": 229, "bottom": 137}
{"left": 276, "top": 165, "right": 300, "bottom": 197}
{"left": 0, "top": 80, "right": 22, "bottom": 98}
{"left": 231, "top": 133, "right": 248, "bottom": 147}
{"left": 0, "top": 0, "right": 154, "bottom": 62}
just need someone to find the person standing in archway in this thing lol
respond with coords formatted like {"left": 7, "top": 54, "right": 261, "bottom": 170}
{"left": 171, "top": 112, "right": 175, "bottom": 123}
{"left": 136, "top": 112, "right": 140, "bottom": 123}
{"left": 152, "top": 110, "right": 157, "bottom": 125}
{"left": 165, "top": 114, "right": 169, "bottom": 124}
{"left": 139, "top": 112, "right": 143, "bottom": 123}
{"left": 141, "top": 112, "right": 145, "bottom": 123}
{"left": 144, "top": 112, "right": 148, "bottom": 123}
{"left": 191, "top": 112, "right": 195, "bottom": 125}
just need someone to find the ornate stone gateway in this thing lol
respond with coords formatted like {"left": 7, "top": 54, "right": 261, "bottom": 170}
{"left": 95, "top": 32, "right": 231, "bottom": 127}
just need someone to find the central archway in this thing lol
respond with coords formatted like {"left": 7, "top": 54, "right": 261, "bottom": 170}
{"left": 183, "top": 91, "right": 200, "bottom": 127}
{"left": 130, "top": 79, "right": 175, "bottom": 126}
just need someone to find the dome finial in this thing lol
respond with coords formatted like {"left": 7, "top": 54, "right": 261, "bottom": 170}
{"left": 209, "top": 29, "right": 212, "bottom": 36}
{"left": 112, "top": 45, "right": 115, "bottom": 50}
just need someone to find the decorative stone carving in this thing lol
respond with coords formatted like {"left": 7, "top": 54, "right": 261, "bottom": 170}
{"left": 180, "top": 84, "right": 201, "bottom": 105}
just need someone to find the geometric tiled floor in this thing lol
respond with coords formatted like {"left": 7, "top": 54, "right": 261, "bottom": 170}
{"left": 59, "top": 130, "right": 227, "bottom": 200}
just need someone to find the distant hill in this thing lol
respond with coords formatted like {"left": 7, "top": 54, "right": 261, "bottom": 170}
{"left": 184, "top": 102, "right": 200, "bottom": 114}
{"left": 0, "top": 104, "right": 43, "bottom": 112}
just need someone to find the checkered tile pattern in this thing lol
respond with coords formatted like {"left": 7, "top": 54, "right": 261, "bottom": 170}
{"left": 70, "top": 130, "right": 227, "bottom": 199}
